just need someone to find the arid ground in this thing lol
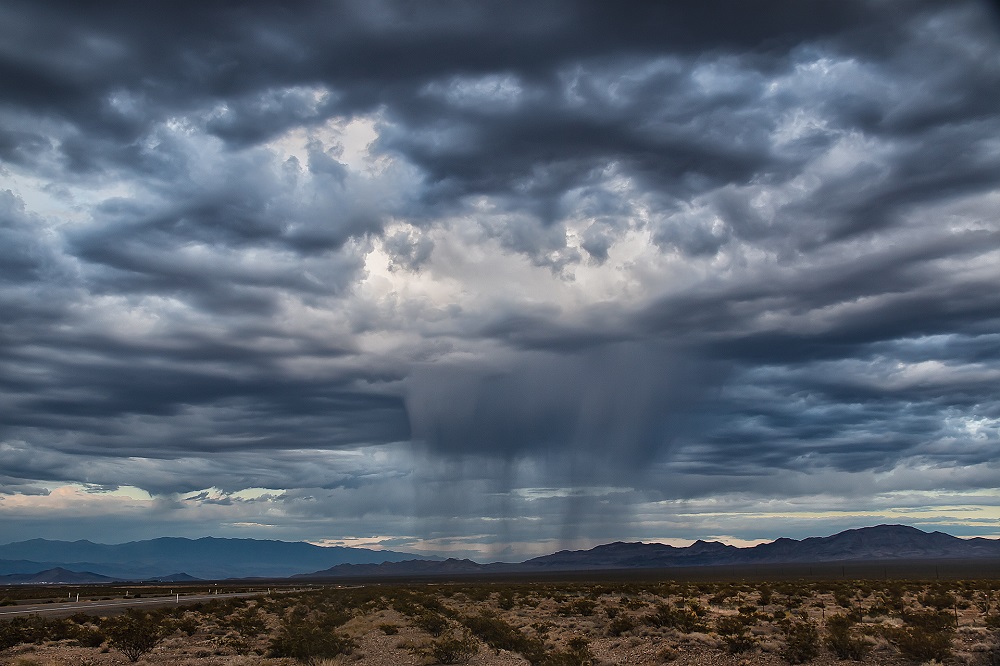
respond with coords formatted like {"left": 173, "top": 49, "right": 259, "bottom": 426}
{"left": 2, "top": 577, "right": 1000, "bottom": 665}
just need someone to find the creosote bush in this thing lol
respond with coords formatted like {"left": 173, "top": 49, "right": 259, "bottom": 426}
{"left": 644, "top": 602, "right": 707, "bottom": 633}
{"left": 268, "top": 609, "right": 355, "bottom": 662}
{"left": 887, "top": 610, "right": 955, "bottom": 663}
{"left": 427, "top": 632, "right": 480, "bottom": 664}
{"left": 825, "top": 613, "right": 869, "bottom": 660}
{"left": 413, "top": 610, "right": 450, "bottom": 637}
{"left": 606, "top": 614, "right": 637, "bottom": 636}
{"left": 715, "top": 615, "right": 755, "bottom": 654}
{"left": 782, "top": 619, "right": 820, "bottom": 664}
{"left": 101, "top": 610, "right": 167, "bottom": 663}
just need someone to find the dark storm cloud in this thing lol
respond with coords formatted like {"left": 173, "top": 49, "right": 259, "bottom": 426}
{"left": 406, "top": 342, "right": 725, "bottom": 469}
{"left": 1, "top": 0, "right": 999, "bottom": 548}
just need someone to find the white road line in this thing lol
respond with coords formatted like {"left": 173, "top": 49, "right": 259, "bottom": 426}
{"left": 0, "top": 592, "right": 259, "bottom": 617}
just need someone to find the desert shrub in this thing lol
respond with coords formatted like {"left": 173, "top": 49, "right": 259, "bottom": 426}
{"left": 865, "top": 601, "right": 889, "bottom": 617}
{"left": 921, "top": 590, "right": 956, "bottom": 611}
{"left": 427, "top": 632, "right": 480, "bottom": 664}
{"left": 557, "top": 599, "right": 596, "bottom": 617}
{"left": 709, "top": 588, "right": 736, "bottom": 606}
{"left": 540, "top": 636, "right": 593, "bottom": 666}
{"left": 498, "top": 592, "right": 516, "bottom": 610}
{"left": 825, "top": 613, "right": 869, "bottom": 660}
{"left": 758, "top": 586, "right": 773, "bottom": 607}
{"left": 102, "top": 610, "right": 167, "bottom": 663}
{"left": 464, "top": 586, "right": 492, "bottom": 602}
{"left": 0, "top": 619, "right": 26, "bottom": 649}
{"left": 899, "top": 609, "right": 954, "bottom": 633}
{"left": 408, "top": 590, "right": 445, "bottom": 613}
{"left": 606, "top": 615, "right": 637, "bottom": 636}
{"left": 889, "top": 628, "right": 952, "bottom": 663}
{"left": 883, "top": 585, "right": 906, "bottom": 612}
{"left": 977, "top": 637, "right": 1000, "bottom": 666}
{"left": 716, "top": 615, "right": 755, "bottom": 654}
{"left": 884, "top": 609, "right": 954, "bottom": 663}
{"left": 72, "top": 625, "right": 106, "bottom": 648}
{"left": 216, "top": 605, "right": 267, "bottom": 655}
{"left": 379, "top": 623, "right": 398, "bottom": 635}
{"left": 176, "top": 615, "right": 200, "bottom": 636}
{"left": 658, "top": 645, "right": 679, "bottom": 662}
{"left": 0, "top": 615, "right": 74, "bottom": 646}
{"left": 782, "top": 620, "right": 820, "bottom": 664}
{"left": 833, "top": 587, "right": 856, "bottom": 609}
{"left": 644, "top": 603, "right": 707, "bottom": 633}
{"left": 460, "top": 612, "right": 540, "bottom": 655}
{"left": 267, "top": 616, "right": 355, "bottom": 661}
{"left": 458, "top": 611, "right": 583, "bottom": 665}
{"left": 414, "top": 610, "right": 450, "bottom": 637}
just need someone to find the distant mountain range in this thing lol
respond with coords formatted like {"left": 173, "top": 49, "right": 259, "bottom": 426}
{"left": 0, "top": 567, "right": 200, "bottom": 585}
{"left": 0, "top": 567, "right": 118, "bottom": 585}
{"left": 3, "top": 525, "right": 999, "bottom": 584}
{"left": 0, "top": 537, "right": 433, "bottom": 581}
{"left": 295, "top": 525, "right": 1000, "bottom": 579}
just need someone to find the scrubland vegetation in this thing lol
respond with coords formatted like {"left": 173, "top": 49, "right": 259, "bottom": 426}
{"left": 2, "top": 577, "right": 1000, "bottom": 664}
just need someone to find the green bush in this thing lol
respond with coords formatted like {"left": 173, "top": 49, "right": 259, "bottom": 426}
{"left": 267, "top": 617, "right": 355, "bottom": 661}
{"left": 428, "top": 633, "right": 479, "bottom": 664}
{"left": 413, "top": 610, "right": 450, "bottom": 637}
{"left": 101, "top": 610, "right": 167, "bottom": 663}
{"left": 782, "top": 620, "right": 820, "bottom": 664}
{"left": 825, "top": 614, "right": 869, "bottom": 660}
{"left": 920, "top": 590, "right": 957, "bottom": 611}
{"left": 877, "top": 609, "right": 954, "bottom": 663}
{"left": 176, "top": 616, "right": 199, "bottom": 636}
{"left": 606, "top": 615, "right": 637, "bottom": 636}
{"left": 542, "top": 637, "right": 594, "bottom": 666}
{"left": 889, "top": 627, "right": 952, "bottom": 663}
{"left": 885, "top": 612, "right": 954, "bottom": 664}
{"left": 557, "top": 599, "right": 596, "bottom": 617}
{"left": 460, "top": 612, "right": 541, "bottom": 656}
{"left": 644, "top": 603, "right": 707, "bottom": 633}
{"left": 716, "top": 615, "right": 755, "bottom": 654}
{"left": 72, "top": 625, "right": 106, "bottom": 648}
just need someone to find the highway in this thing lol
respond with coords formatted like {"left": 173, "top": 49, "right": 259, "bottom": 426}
{"left": 0, "top": 590, "right": 270, "bottom": 619}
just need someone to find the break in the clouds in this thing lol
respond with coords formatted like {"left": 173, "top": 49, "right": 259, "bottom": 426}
{"left": 1, "top": 1, "right": 999, "bottom": 559}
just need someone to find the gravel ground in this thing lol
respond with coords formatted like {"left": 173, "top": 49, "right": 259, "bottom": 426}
{"left": 2, "top": 581, "right": 998, "bottom": 666}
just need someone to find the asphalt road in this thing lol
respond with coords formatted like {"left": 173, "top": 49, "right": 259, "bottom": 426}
{"left": 0, "top": 590, "right": 270, "bottom": 619}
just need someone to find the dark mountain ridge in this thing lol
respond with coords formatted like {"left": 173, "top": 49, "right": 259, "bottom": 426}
{"left": 298, "top": 524, "right": 1000, "bottom": 579}
{"left": 525, "top": 524, "right": 1000, "bottom": 569}
{"left": 0, "top": 537, "right": 433, "bottom": 580}
{"left": 0, "top": 567, "right": 118, "bottom": 585}
{"left": 6, "top": 525, "right": 999, "bottom": 583}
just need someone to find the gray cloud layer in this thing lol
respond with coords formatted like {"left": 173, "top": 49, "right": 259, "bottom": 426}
{"left": 1, "top": 1, "right": 999, "bottom": 555}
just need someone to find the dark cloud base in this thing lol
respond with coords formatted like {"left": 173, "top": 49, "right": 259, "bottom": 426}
{"left": 1, "top": 1, "right": 999, "bottom": 552}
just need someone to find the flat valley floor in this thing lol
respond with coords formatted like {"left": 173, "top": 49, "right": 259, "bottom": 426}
{"left": 2, "top": 578, "right": 1000, "bottom": 665}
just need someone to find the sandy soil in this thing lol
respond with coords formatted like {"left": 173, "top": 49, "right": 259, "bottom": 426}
{"left": 2, "top": 580, "right": 998, "bottom": 666}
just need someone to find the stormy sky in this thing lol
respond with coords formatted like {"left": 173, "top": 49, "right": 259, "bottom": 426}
{"left": 1, "top": 1, "right": 999, "bottom": 560}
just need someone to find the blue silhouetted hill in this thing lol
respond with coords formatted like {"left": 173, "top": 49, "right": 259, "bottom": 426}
{"left": 0, "top": 537, "right": 435, "bottom": 580}
{"left": 296, "top": 524, "right": 1000, "bottom": 578}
